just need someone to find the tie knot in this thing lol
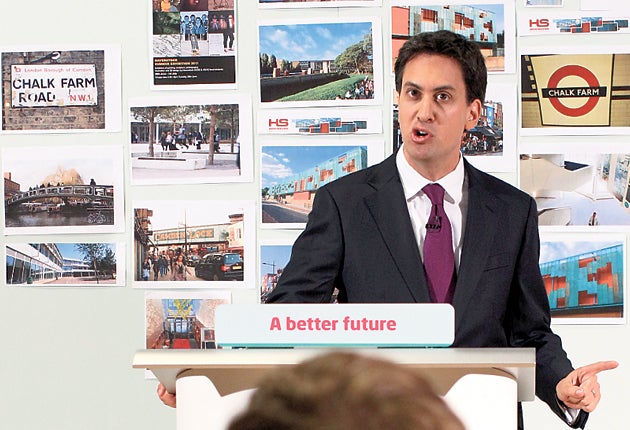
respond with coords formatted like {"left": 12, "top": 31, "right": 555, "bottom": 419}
{"left": 422, "top": 183, "right": 445, "bottom": 205}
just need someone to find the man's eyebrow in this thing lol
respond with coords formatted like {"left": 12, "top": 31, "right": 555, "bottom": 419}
{"left": 401, "top": 82, "right": 457, "bottom": 93}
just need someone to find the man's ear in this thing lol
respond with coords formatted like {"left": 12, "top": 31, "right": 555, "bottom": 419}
{"left": 465, "top": 99, "right": 482, "bottom": 130}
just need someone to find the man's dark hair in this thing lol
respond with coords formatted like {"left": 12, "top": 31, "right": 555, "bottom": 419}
{"left": 394, "top": 30, "right": 487, "bottom": 104}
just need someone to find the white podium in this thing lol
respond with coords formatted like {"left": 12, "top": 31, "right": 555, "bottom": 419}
{"left": 133, "top": 347, "right": 535, "bottom": 430}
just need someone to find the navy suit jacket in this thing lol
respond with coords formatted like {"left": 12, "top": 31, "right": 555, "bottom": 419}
{"left": 267, "top": 154, "right": 586, "bottom": 428}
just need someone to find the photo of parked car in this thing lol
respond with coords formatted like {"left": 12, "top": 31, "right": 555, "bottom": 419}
{"left": 194, "top": 252, "right": 243, "bottom": 281}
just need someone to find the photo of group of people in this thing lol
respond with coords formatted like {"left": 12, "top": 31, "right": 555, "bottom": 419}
{"left": 151, "top": 0, "right": 236, "bottom": 87}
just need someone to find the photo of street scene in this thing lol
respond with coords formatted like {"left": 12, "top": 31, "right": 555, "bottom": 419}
{"left": 540, "top": 234, "right": 624, "bottom": 323}
{"left": 129, "top": 95, "right": 252, "bottom": 184}
{"left": 261, "top": 142, "right": 380, "bottom": 227}
{"left": 145, "top": 291, "right": 230, "bottom": 350}
{"left": 133, "top": 200, "right": 254, "bottom": 287}
{"left": 6, "top": 242, "right": 123, "bottom": 287}
{"left": 259, "top": 242, "right": 292, "bottom": 303}
{"left": 3, "top": 145, "right": 124, "bottom": 235}
{"left": 519, "top": 153, "right": 630, "bottom": 227}
{"left": 391, "top": 2, "right": 514, "bottom": 73}
{"left": 258, "top": 19, "right": 382, "bottom": 106}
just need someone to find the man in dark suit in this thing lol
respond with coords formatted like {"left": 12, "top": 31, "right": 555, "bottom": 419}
{"left": 158, "top": 30, "right": 616, "bottom": 428}
{"left": 263, "top": 30, "right": 616, "bottom": 428}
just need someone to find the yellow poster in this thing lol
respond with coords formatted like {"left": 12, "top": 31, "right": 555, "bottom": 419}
{"left": 526, "top": 54, "right": 614, "bottom": 127}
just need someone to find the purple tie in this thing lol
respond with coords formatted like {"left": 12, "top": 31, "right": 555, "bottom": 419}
{"left": 422, "top": 183, "right": 456, "bottom": 303}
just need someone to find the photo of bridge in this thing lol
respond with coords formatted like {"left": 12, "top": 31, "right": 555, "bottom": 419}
{"left": 2, "top": 145, "right": 124, "bottom": 234}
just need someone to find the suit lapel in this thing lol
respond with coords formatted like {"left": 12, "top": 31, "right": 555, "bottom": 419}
{"left": 453, "top": 162, "right": 497, "bottom": 312}
{"left": 363, "top": 156, "right": 430, "bottom": 302}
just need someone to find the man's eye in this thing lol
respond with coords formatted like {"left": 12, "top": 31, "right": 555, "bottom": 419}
{"left": 436, "top": 93, "right": 450, "bottom": 101}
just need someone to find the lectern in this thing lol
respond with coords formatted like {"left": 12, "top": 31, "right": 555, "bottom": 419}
{"left": 134, "top": 304, "right": 536, "bottom": 430}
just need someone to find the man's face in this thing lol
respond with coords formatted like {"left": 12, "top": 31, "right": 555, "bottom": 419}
{"left": 397, "top": 54, "right": 481, "bottom": 180}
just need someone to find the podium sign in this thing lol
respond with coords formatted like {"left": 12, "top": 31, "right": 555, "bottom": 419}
{"left": 215, "top": 303, "right": 454, "bottom": 348}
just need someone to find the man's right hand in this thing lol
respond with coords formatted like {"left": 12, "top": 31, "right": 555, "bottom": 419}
{"left": 157, "top": 383, "right": 177, "bottom": 408}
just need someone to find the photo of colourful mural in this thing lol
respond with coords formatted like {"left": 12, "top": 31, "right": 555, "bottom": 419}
{"left": 540, "top": 237, "right": 624, "bottom": 322}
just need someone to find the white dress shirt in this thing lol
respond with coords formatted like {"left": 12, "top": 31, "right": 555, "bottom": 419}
{"left": 397, "top": 147, "right": 580, "bottom": 425}
{"left": 396, "top": 147, "right": 468, "bottom": 272}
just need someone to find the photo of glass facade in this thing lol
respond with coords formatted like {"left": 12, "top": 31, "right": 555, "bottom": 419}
{"left": 540, "top": 243, "right": 624, "bottom": 319}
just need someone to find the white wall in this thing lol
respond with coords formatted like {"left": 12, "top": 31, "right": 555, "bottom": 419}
{"left": 0, "top": 1, "right": 626, "bottom": 429}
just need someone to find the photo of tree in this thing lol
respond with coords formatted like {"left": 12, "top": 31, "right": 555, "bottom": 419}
{"left": 258, "top": 19, "right": 382, "bottom": 106}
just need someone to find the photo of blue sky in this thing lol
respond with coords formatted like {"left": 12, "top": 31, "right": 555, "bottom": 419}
{"left": 261, "top": 145, "right": 364, "bottom": 188}
{"left": 540, "top": 240, "right": 622, "bottom": 264}
{"left": 55, "top": 243, "right": 116, "bottom": 261}
{"left": 472, "top": 4, "right": 504, "bottom": 33}
{"left": 260, "top": 244, "right": 292, "bottom": 274}
{"left": 259, "top": 21, "right": 373, "bottom": 62}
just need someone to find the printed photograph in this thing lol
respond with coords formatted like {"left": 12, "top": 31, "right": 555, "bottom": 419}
{"left": 391, "top": 1, "right": 516, "bottom": 73}
{"left": 3, "top": 145, "right": 124, "bottom": 235}
{"left": 129, "top": 95, "right": 252, "bottom": 184}
{"left": 133, "top": 200, "right": 254, "bottom": 287}
{"left": 258, "top": 19, "right": 382, "bottom": 107}
{"left": 5, "top": 242, "right": 123, "bottom": 287}
{"left": 151, "top": 1, "right": 236, "bottom": 88}
{"left": 259, "top": 240, "right": 294, "bottom": 303}
{"left": 259, "top": 0, "right": 381, "bottom": 8}
{"left": 261, "top": 140, "right": 383, "bottom": 228}
{"left": 0, "top": 45, "right": 121, "bottom": 133}
{"left": 540, "top": 233, "right": 624, "bottom": 324}
{"left": 258, "top": 107, "right": 383, "bottom": 135}
{"left": 519, "top": 153, "right": 630, "bottom": 227}
{"left": 519, "top": 12, "right": 630, "bottom": 36}
{"left": 520, "top": 49, "right": 630, "bottom": 135}
{"left": 145, "top": 290, "right": 231, "bottom": 350}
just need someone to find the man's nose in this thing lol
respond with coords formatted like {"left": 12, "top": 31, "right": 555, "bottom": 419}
{"left": 416, "top": 99, "right": 435, "bottom": 122}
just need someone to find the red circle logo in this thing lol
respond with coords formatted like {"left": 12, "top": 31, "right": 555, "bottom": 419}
{"left": 546, "top": 65, "right": 601, "bottom": 117}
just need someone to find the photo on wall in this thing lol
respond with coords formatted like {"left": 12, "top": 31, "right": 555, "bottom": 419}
{"left": 5, "top": 242, "right": 124, "bottom": 287}
{"left": 151, "top": 0, "right": 237, "bottom": 89}
{"left": 540, "top": 232, "right": 625, "bottom": 324}
{"left": 259, "top": 0, "right": 381, "bottom": 8}
{"left": 520, "top": 47, "right": 630, "bottom": 136}
{"left": 391, "top": 1, "right": 516, "bottom": 74}
{"left": 0, "top": 45, "right": 121, "bottom": 133}
{"left": 260, "top": 140, "right": 384, "bottom": 229}
{"left": 258, "top": 18, "right": 383, "bottom": 107}
{"left": 259, "top": 238, "right": 295, "bottom": 303}
{"left": 133, "top": 200, "right": 255, "bottom": 288}
{"left": 2, "top": 145, "right": 125, "bottom": 235}
{"left": 129, "top": 94, "right": 252, "bottom": 185}
{"left": 519, "top": 153, "right": 630, "bottom": 227}
{"left": 257, "top": 107, "right": 383, "bottom": 136}
{"left": 144, "top": 290, "right": 231, "bottom": 352}
{"left": 519, "top": 11, "right": 630, "bottom": 37}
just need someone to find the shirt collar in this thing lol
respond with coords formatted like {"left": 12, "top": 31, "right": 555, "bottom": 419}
{"left": 396, "top": 146, "right": 465, "bottom": 204}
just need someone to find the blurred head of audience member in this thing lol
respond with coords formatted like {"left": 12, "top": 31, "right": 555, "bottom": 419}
{"left": 228, "top": 351, "right": 465, "bottom": 430}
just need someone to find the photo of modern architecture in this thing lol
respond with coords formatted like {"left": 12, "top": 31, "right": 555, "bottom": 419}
{"left": 392, "top": 3, "right": 509, "bottom": 72}
{"left": 261, "top": 145, "right": 368, "bottom": 225}
{"left": 145, "top": 294, "right": 230, "bottom": 350}
{"left": 258, "top": 20, "right": 379, "bottom": 104}
{"left": 6, "top": 242, "right": 119, "bottom": 286}
{"left": 519, "top": 153, "right": 630, "bottom": 226}
{"left": 540, "top": 239, "right": 624, "bottom": 321}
